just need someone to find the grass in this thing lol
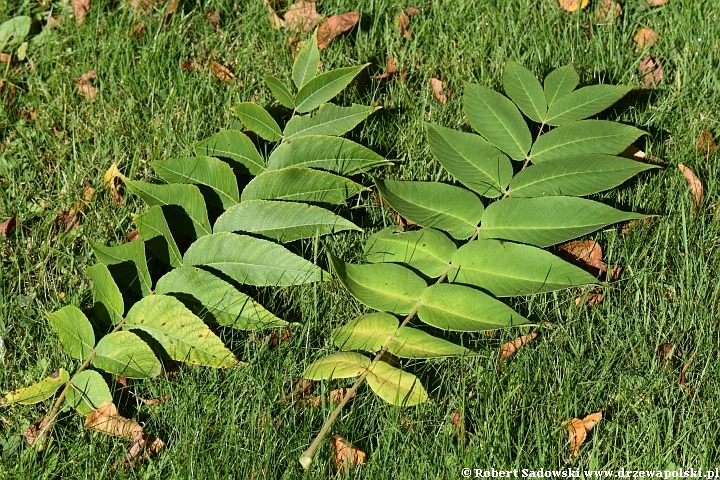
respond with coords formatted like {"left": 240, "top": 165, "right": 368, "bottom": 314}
{"left": 1, "top": 0, "right": 720, "bottom": 477}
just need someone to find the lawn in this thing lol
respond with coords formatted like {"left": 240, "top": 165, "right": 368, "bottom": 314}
{"left": 1, "top": 0, "right": 719, "bottom": 478}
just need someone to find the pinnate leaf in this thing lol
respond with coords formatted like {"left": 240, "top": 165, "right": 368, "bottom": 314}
{"left": 153, "top": 156, "right": 240, "bottom": 209}
{"left": 93, "top": 331, "right": 162, "bottom": 379}
{"left": 134, "top": 206, "right": 183, "bottom": 268}
{"left": 65, "top": 370, "right": 113, "bottom": 415}
{"left": 295, "top": 65, "right": 368, "bottom": 113}
{"left": 366, "top": 361, "right": 428, "bottom": 406}
{"left": 242, "top": 167, "right": 365, "bottom": 204}
{"left": 268, "top": 135, "right": 389, "bottom": 174}
{"left": 544, "top": 65, "right": 579, "bottom": 107}
{"left": 47, "top": 306, "right": 95, "bottom": 361}
{"left": 333, "top": 312, "right": 398, "bottom": 352}
{"left": 544, "top": 85, "right": 632, "bottom": 126}
{"left": 92, "top": 240, "right": 152, "bottom": 297}
{"left": 283, "top": 104, "right": 378, "bottom": 140}
{"left": 87, "top": 263, "right": 124, "bottom": 325}
{"left": 503, "top": 61, "right": 547, "bottom": 123}
{"left": 292, "top": 29, "right": 320, "bottom": 89}
{"left": 265, "top": 75, "right": 295, "bottom": 109}
{"left": 231, "top": 103, "right": 282, "bottom": 142}
{"left": 389, "top": 327, "right": 470, "bottom": 358}
{"left": 2, "top": 369, "right": 70, "bottom": 406}
{"left": 194, "top": 130, "right": 265, "bottom": 176}
{"left": 304, "top": 352, "right": 371, "bottom": 380}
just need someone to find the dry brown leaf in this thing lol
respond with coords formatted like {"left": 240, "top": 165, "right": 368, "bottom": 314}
{"left": 119, "top": 432, "right": 165, "bottom": 468}
{"left": 0, "top": 53, "right": 10, "bottom": 63}
{"left": 405, "top": 7, "right": 421, "bottom": 15}
{"left": 0, "top": 216, "right": 16, "bottom": 240}
{"left": 208, "top": 60, "right": 234, "bottom": 83}
{"left": 137, "top": 393, "right": 171, "bottom": 406}
{"left": 633, "top": 28, "right": 659, "bottom": 48}
{"left": 47, "top": 13, "right": 63, "bottom": 29}
{"left": 618, "top": 144, "right": 667, "bottom": 166}
{"left": 75, "top": 70, "right": 98, "bottom": 102}
{"left": 372, "top": 57, "right": 399, "bottom": 80}
{"left": 430, "top": 77, "right": 446, "bottom": 104}
{"left": 132, "top": 22, "right": 147, "bottom": 37}
{"left": 695, "top": 130, "right": 718, "bottom": 155}
{"left": 639, "top": 56, "right": 663, "bottom": 88}
{"left": 559, "top": 0, "right": 589, "bottom": 12}
{"left": 83, "top": 184, "right": 96, "bottom": 202}
{"left": 329, "top": 387, "right": 354, "bottom": 403}
{"left": 559, "top": 240, "right": 607, "bottom": 276}
{"left": 281, "top": 378, "right": 314, "bottom": 404}
{"left": 582, "top": 412, "right": 602, "bottom": 431}
{"left": 85, "top": 402, "right": 143, "bottom": 439}
{"left": 574, "top": 292, "right": 604, "bottom": 307}
{"left": 595, "top": 0, "right": 621, "bottom": 23}
{"left": 678, "top": 163, "right": 703, "bottom": 207}
{"left": 647, "top": 0, "right": 666, "bottom": 5}
{"left": 395, "top": 12, "right": 411, "bottom": 40}
{"left": 72, "top": 0, "right": 90, "bottom": 26}
{"left": 165, "top": 0, "right": 178, "bottom": 15}
{"left": 103, "top": 163, "right": 124, "bottom": 204}
{"left": 301, "top": 388, "right": 356, "bottom": 408}
{"left": 127, "top": 0, "right": 157, "bottom": 14}
{"left": 657, "top": 342, "right": 683, "bottom": 366}
{"left": 317, "top": 12, "right": 359, "bottom": 49}
{"left": 331, "top": 435, "right": 366, "bottom": 475}
{"left": 679, "top": 351, "right": 696, "bottom": 399}
{"left": 284, "top": 1, "right": 324, "bottom": 33}
{"left": 263, "top": 0, "right": 285, "bottom": 29}
{"left": 55, "top": 207, "right": 81, "bottom": 232}
{"left": 127, "top": 230, "right": 140, "bottom": 242}
{"left": 498, "top": 332, "right": 538, "bottom": 364}
{"left": 206, "top": 10, "right": 220, "bottom": 29}
{"left": 563, "top": 411, "right": 602, "bottom": 456}
{"left": 22, "top": 417, "right": 49, "bottom": 446}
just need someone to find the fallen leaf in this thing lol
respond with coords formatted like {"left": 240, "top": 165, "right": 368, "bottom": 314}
{"left": 558, "top": 0, "right": 589, "bottom": 12}
{"left": 103, "top": 163, "right": 124, "bottom": 204}
{"left": 72, "top": 0, "right": 91, "bottom": 26}
{"left": 0, "top": 53, "right": 10, "bottom": 63}
{"left": 132, "top": 22, "right": 147, "bottom": 37}
{"left": 317, "top": 12, "right": 359, "bottom": 49}
{"left": 695, "top": 130, "right": 718, "bottom": 155}
{"left": 331, "top": 435, "right": 366, "bottom": 475}
{"left": 559, "top": 240, "right": 607, "bottom": 276}
{"left": 281, "top": 378, "right": 314, "bottom": 404}
{"left": 301, "top": 387, "right": 356, "bottom": 408}
{"left": 647, "top": 0, "right": 666, "bottom": 5}
{"left": 252, "top": 329, "right": 291, "bottom": 349}
{"left": 55, "top": 208, "right": 81, "bottom": 232}
{"left": 618, "top": 144, "right": 667, "bottom": 166}
{"left": 127, "top": 230, "right": 140, "bottom": 242}
{"left": 498, "top": 332, "right": 538, "bottom": 365}
{"left": 0, "top": 216, "right": 16, "bottom": 239}
{"left": 372, "top": 57, "right": 399, "bottom": 80}
{"left": 22, "top": 417, "right": 49, "bottom": 446}
{"left": 405, "top": 7, "right": 421, "bottom": 15}
{"left": 74, "top": 70, "right": 99, "bottom": 102}
{"left": 395, "top": 12, "right": 411, "bottom": 39}
{"left": 137, "top": 393, "right": 171, "bottom": 406}
{"left": 181, "top": 58, "right": 201, "bottom": 71}
{"left": 657, "top": 342, "right": 683, "bottom": 365}
{"left": 678, "top": 163, "right": 703, "bottom": 207}
{"left": 595, "top": 0, "right": 622, "bottom": 23}
{"left": 85, "top": 402, "right": 143, "bottom": 439}
{"left": 263, "top": 0, "right": 285, "bottom": 29}
{"left": 83, "top": 185, "right": 96, "bottom": 203}
{"left": 118, "top": 432, "right": 165, "bottom": 468}
{"left": 284, "top": 1, "right": 324, "bottom": 33}
{"left": 430, "top": 77, "right": 446, "bottom": 104}
{"left": 208, "top": 60, "right": 234, "bottom": 83}
{"left": 47, "top": 13, "right": 63, "bottom": 29}
{"left": 574, "top": 292, "right": 604, "bottom": 307}
{"left": 679, "top": 351, "right": 696, "bottom": 399}
{"left": 165, "top": 0, "right": 178, "bottom": 15}
{"left": 563, "top": 411, "right": 602, "bottom": 456}
{"left": 633, "top": 28, "right": 659, "bottom": 48}
{"left": 639, "top": 56, "right": 663, "bottom": 88}
{"left": 127, "top": 0, "right": 157, "bottom": 14}
{"left": 206, "top": 10, "right": 220, "bottom": 30}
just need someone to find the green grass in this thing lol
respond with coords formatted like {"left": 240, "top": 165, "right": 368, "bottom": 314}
{"left": 1, "top": 0, "right": 720, "bottom": 477}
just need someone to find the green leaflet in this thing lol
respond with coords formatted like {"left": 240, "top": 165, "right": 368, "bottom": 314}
{"left": 426, "top": 123, "right": 513, "bottom": 198}
{"left": 530, "top": 120, "right": 645, "bottom": 163}
{"left": 292, "top": 30, "right": 320, "bottom": 89}
{"left": 508, "top": 155, "right": 658, "bottom": 198}
{"left": 477, "top": 196, "right": 649, "bottom": 247}
{"left": 265, "top": 75, "right": 295, "bottom": 109}
{"left": 92, "top": 240, "right": 152, "bottom": 297}
{"left": 464, "top": 83, "right": 532, "bottom": 160}
{"left": 295, "top": 65, "right": 369, "bottom": 113}
{"left": 543, "top": 65, "right": 579, "bottom": 107}
{"left": 544, "top": 85, "right": 632, "bottom": 126}
{"left": 214, "top": 200, "right": 360, "bottom": 243}
{"left": 503, "top": 60, "right": 547, "bottom": 123}
{"left": 92, "top": 331, "right": 162, "bottom": 379}
{"left": 125, "top": 181, "right": 211, "bottom": 238}
{"left": 375, "top": 179, "right": 483, "bottom": 240}
{"left": 449, "top": 239, "right": 597, "bottom": 296}
{"left": 65, "top": 370, "right": 113, "bottom": 416}
{"left": 47, "top": 306, "right": 95, "bottom": 361}
{"left": 364, "top": 227, "right": 456, "bottom": 278}
{"left": 241, "top": 167, "right": 366, "bottom": 204}
{"left": 389, "top": 327, "right": 469, "bottom": 358}
{"left": 193, "top": 130, "right": 265, "bottom": 176}
{"left": 134, "top": 206, "right": 183, "bottom": 268}
{"left": 333, "top": 312, "right": 398, "bottom": 352}
{"left": 418, "top": 283, "right": 528, "bottom": 331}
{"left": 268, "top": 135, "right": 389, "bottom": 175}
{"left": 124, "top": 295, "right": 238, "bottom": 368}
{"left": 155, "top": 266, "right": 287, "bottom": 330}
{"left": 152, "top": 156, "right": 240, "bottom": 209}
{"left": 329, "top": 253, "right": 427, "bottom": 314}
{"left": 0, "top": 16, "right": 30, "bottom": 49}
{"left": 184, "top": 232, "right": 325, "bottom": 286}
{"left": 2, "top": 369, "right": 69, "bottom": 406}
{"left": 231, "top": 103, "right": 282, "bottom": 142}
{"left": 304, "top": 352, "right": 370, "bottom": 380}
{"left": 87, "top": 264, "right": 124, "bottom": 325}
{"left": 283, "top": 104, "right": 379, "bottom": 140}
{"left": 366, "top": 361, "right": 428, "bottom": 406}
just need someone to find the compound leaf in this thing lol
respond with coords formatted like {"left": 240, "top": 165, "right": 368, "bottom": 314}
{"left": 86, "top": 263, "right": 124, "bottom": 325}
{"left": 93, "top": 331, "right": 162, "bottom": 379}
{"left": 231, "top": 103, "right": 282, "bottom": 142}
{"left": 2, "top": 369, "right": 70, "bottom": 406}
{"left": 265, "top": 75, "right": 295, "bottom": 109}
{"left": 283, "top": 104, "right": 378, "bottom": 140}
{"left": 366, "top": 361, "right": 428, "bottom": 406}
{"left": 242, "top": 167, "right": 365, "bottom": 204}
{"left": 292, "top": 29, "right": 320, "bottom": 89}
{"left": 134, "top": 206, "right": 183, "bottom": 268}
{"left": 503, "top": 60, "right": 547, "bottom": 123}
{"left": 389, "top": 327, "right": 470, "bottom": 358}
{"left": 194, "top": 130, "right": 265, "bottom": 176}
{"left": 543, "top": 65, "right": 579, "bottom": 107}
{"left": 544, "top": 85, "right": 632, "bottom": 126}
{"left": 92, "top": 240, "right": 152, "bottom": 297}
{"left": 65, "top": 370, "right": 113, "bottom": 416}
{"left": 295, "top": 65, "right": 369, "bottom": 113}
{"left": 47, "top": 306, "right": 95, "bottom": 361}
{"left": 333, "top": 312, "right": 398, "bottom": 352}
{"left": 364, "top": 227, "right": 456, "bottom": 278}
{"left": 304, "top": 352, "right": 370, "bottom": 380}
{"left": 153, "top": 156, "right": 240, "bottom": 209}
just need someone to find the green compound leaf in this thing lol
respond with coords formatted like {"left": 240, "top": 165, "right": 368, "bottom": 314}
{"left": 2, "top": 369, "right": 70, "bottom": 406}
{"left": 426, "top": 123, "right": 513, "bottom": 198}
{"left": 364, "top": 227, "right": 456, "bottom": 278}
{"left": 503, "top": 60, "right": 547, "bottom": 123}
{"left": 86, "top": 263, "right": 124, "bottom": 325}
{"left": 375, "top": 179, "right": 483, "bottom": 240}
{"left": 389, "top": 327, "right": 470, "bottom": 358}
{"left": 544, "top": 85, "right": 632, "bottom": 126}
{"left": 194, "top": 130, "right": 265, "bottom": 176}
{"left": 125, "top": 181, "right": 211, "bottom": 238}
{"left": 544, "top": 65, "right": 579, "bottom": 107}
{"left": 283, "top": 104, "right": 378, "bottom": 140}
{"left": 65, "top": 370, "right": 113, "bottom": 416}
{"left": 134, "top": 206, "right": 183, "bottom": 268}
{"left": 477, "top": 196, "right": 649, "bottom": 247}
{"left": 304, "top": 352, "right": 370, "bottom": 380}
{"left": 92, "top": 240, "right": 152, "bottom": 297}
{"left": 268, "top": 135, "right": 390, "bottom": 175}
{"left": 418, "top": 283, "right": 528, "bottom": 331}
{"left": 242, "top": 167, "right": 366, "bottom": 204}
{"left": 92, "top": 331, "right": 162, "bottom": 379}
{"left": 366, "top": 361, "right": 428, "bottom": 406}
{"left": 231, "top": 103, "right": 282, "bottom": 142}
{"left": 333, "top": 312, "right": 398, "bottom": 352}
{"left": 214, "top": 200, "right": 360, "bottom": 243}
{"left": 292, "top": 29, "right": 320, "bottom": 89}
{"left": 155, "top": 266, "right": 287, "bottom": 330}
{"left": 449, "top": 239, "right": 598, "bottom": 297}
{"left": 464, "top": 83, "right": 532, "bottom": 160}
{"left": 153, "top": 156, "right": 240, "bottom": 209}
{"left": 265, "top": 75, "right": 295, "bottom": 109}
{"left": 329, "top": 253, "right": 427, "bottom": 315}
{"left": 295, "top": 64, "right": 369, "bottom": 113}
{"left": 508, "top": 155, "right": 658, "bottom": 198}
{"left": 124, "top": 295, "right": 238, "bottom": 368}
{"left": 47, "top": 306, "right": 95, "bottom": 361}
{"left": 184, "top": 232, "right": 325, "bottom": 287}
{"left": 530, "top": 120, "right": 645, "bottom": 163}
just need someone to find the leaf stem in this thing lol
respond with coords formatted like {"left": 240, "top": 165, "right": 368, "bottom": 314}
{"left": 521, "top": 121, "right": 546, "bottom": 171}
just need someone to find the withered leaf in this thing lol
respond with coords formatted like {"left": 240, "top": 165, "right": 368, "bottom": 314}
{"left": 284, "top": 1, "right": 324, "bottom": 33}
{"left": 574, "top": 292, "right": 604, "bottom": 307}
{"left": 498, "top": 332, "right": 538, "bottom": 364}
{"left": 633, "top": 28, "right": 659, "bottom": 48}
{"left": 127, "top": 230, "right": 140, "bottom": 242}
{"left": 695, "top": 130, "right": 718, "bottom": 155}
{"left": 405, "top": 7, "right": 421, "bottom": 15}
{"left": 558, "top": 0, "right": 589, "bottom": 12}
{"left": 263, "top": 0, "right": 285, "bottom": 29}
{"left": 0, "top": 216, "right": 16, "bottom": 239}
{"left": 563, "top": 411, "right": 602, "bottom": 456}
{"left": 72, "top": 0, "right": 91, "bottom": 26}
{"left": 595, "top": 0, "right": 622, "bottom": 23}
{"left": 55, "top": 208, "right": 81, "bottom": 232}
{"left": 132, "top": 22, "right": 147, "bottom": 37}
{"left": 206, "top": 10, "right": 220, "bottom": 29}
{"left": 75, "top": 70, "right": 98, "bottom": 102}
{"left": 657, "top": 342, "right": 683, "bottom": 366}
{"left": 618, "top": 144, "right": 667, "bottom": 166}
{"left": 281, "top": 378, "right": 314, "bottom": 404}
{"left": 0, "top": 53, "right": 10, "bottom": 63}
{"left": 317, "top": 12, "right": 359, "bottom": 49}
{"left": 559, "top": 240, "right": 607, "bottom": 277}
{"left": 430, "top": 77, "right": 446, "bottom": 104}
{"left": 372, "top": 57, "right": 398, "bottom": 80}
{"left": 647, "top": 0, "right": 666, "bottom": 5}
{"left": 85, "top": 402, "right": 143, "bottom": 439}
{"left": 22, "top": 417, "right": 49, "bottom": 446}
{"left": 165, "top": 0, "right": 178, "bottom": 16}
{"left": 639, "top": 56, "right": 663, "bottom": 88}
{"left": 137, "top": 393, "right": 171, "bottom": 406}
{"left": 395, "top": 12, "right": 411, "bottom": 40}
{"left": 208, "top": 60, "right": 234, "bottom": 83}
{"left": 678, "top": 163, "right": 703, "bottom": 208}
{"left": 332, "top": 435, "right": 366, "bottom": 475}
{"left": 301, "top": 388, "right": 355, "bottom": 408}
{"left": 679, "top": 351, "right": 696, "bottom": 399}
{"left": 104, "top": 163, "right": 124, "bottom": 204}
{"left": 119, "top": 432, "right": 165, "bottom": 468}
